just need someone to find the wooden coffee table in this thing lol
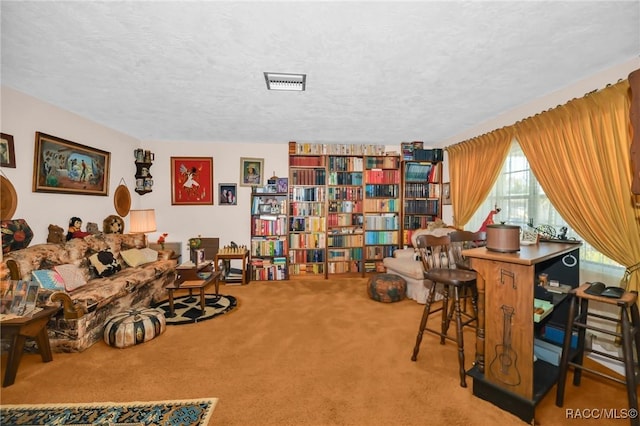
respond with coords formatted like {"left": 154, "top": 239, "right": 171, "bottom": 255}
{"left": 165, "top": 269, "right": 222, "bottom": 317}
{"left": 0, "top": 305, "right": 60, "bottom": 387}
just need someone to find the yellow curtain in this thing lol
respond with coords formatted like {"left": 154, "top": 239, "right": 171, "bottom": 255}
{"left": 515, "top": 81, "right": 640, "bottom": 292}
{"left": 446, "top": 128, "right": 513, "bottom": 228}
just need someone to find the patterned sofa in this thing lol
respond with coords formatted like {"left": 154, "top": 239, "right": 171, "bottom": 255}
{"left": 0, "top": 233, "right": 177, "bottom": 352}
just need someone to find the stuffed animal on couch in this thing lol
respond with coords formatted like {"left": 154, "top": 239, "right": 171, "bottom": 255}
{"left": 47, "top": 224, "right": 65, "bottom": 243}
{"left": 66, "top": 217, "right": 92, "bottom": 241}
{"left": 103, "top": 215, "right": 124, "bottom": 234}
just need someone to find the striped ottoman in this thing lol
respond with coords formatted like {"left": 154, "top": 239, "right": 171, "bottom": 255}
{"left": 367, "top": 273, "right": 407, "bottom": 303}
{"left": 104, "top": 307, "right": 166, "bottom": 348}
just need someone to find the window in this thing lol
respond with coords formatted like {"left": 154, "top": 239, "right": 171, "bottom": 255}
{"left": 466, "top": 141, "right": 623, "bottom": 274}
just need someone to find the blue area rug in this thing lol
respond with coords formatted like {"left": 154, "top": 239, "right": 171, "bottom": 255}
{"left": 0, "top": 397, "right": 218, "bottom": 425}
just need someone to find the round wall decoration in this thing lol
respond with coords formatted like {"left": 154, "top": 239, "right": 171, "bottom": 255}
{"left": 113, "top": 184, "right": 131, "bottom": 217}
{"left": 0, "top": 175, "right": 18, "bottom": 220}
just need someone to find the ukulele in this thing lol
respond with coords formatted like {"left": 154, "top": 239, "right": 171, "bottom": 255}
{"left": 489, "top": 305, "right": 521, "bottom": 386}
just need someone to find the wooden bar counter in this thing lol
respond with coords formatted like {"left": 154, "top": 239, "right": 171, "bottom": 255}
{"left": 462, "top": 242, "right": 581, "bottom": 424}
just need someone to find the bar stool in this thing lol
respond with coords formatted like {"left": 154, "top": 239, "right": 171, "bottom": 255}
{"left": 411, "top": 234, "right": 479, "bottom": 387}
{"left": 556, "top": 283, "right": 640, "bottom": 426}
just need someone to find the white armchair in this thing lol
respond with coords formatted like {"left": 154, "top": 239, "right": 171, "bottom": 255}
{"left": 382, "top": 227, "right": 456, "bottom": 303}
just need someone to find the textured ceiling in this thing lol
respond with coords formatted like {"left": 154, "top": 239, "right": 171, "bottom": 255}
{"left": 1, "top": 1, "right": 639, "bottom": 147}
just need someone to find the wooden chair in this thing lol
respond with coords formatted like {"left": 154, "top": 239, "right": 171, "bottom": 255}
{"left": 410, "top": 233, "right": 479, "bottom": 387}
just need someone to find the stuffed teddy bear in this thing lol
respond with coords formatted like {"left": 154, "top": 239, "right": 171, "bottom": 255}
{"left": 46, "top": 224, "right": 65, "bottom": 243}
{"left": 86, "top": 222, "right": 100, "bottom": 235}
{"left": 103, "top": 215, "right": 124, "bottom": 234}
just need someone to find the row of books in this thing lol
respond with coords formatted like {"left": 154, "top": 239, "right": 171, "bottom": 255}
{"left": 404, "top": 162, "right": 440, "bottom": 183}
{"left": 252, "top": 217, "right": 288, "bottom": 236}
{"left": 327, "top": 260, "right": 362, "bottom": 274}
{"left": 363, "top": 199, "right": 400, "bottom": 212}
{"left": 364, "top": 214, "right": 399, "bottom": 230}
{"left": 289, "top": 232, "right": 326, "bottom": 249}
{"left": 365, "top": 245, "right": 397, "bottom": 260}
{"left": 250, "top": 258, "right": 287, "bottom": 281}
{"left": 290, "top": 169, "right": 326, "bottom": 185}
{"left": 327, "top": 172, "right": 363, "bottom": 186}
{"left": 327, "top": 234, "right": 365, "bottom": 248}
{"left": 403, "top": 216, "right": 439, "bottom": 230}
{"left": 327, "top": 187, "right": 363, "bottom": 200}
{"left": 364, "top": 169, "right": 400, "bottom": 183}
{"left": 365, "top": 156, "right": 400, "bottom": 169}
{"left": 403, "top": 200, "right": 439, "bottom": 215}
{"left": 364, "top": 231, "right": 399, "bottom": 245}
{"left": 250, "top": 238, "right": 288, "bottom": 257}
{"left": 403, "top": 183, "right": 441, "bottom": 198}
{"left": 288, "top": 263, "right": 325, "bottom": 275}
{"left": 327, "top": 212, "right": 363, "bottom": 226}
{"left": 328, "top": 156, "right": 364, "bottom": 171}
{"left": 289, "top": 155, "right": 325, "bottom": 167}
{"left": 364, "top": 184, "right": 399, "bottom": 198}
{"left": 290, "top": 201, "right": 324, "bottom": 216}
{"left": 289, "top": 217, "right": 325, "bottom": 233}
{"left": 327, "top": 248, "right": 363, "bottom": 261}
{"left": 290, "top": 142, "right": 386, "bottom": 156}
{"left": 289, "top": 249, "right": 325, "bottom": 263}
{"left": 290, "top": 186, "right": 326, "bottom": 202}
{"left": 328, "top": 201, "right": 362, "bottom": 214}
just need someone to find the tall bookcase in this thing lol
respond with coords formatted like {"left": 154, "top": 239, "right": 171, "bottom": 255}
{"left": 326, "top": 155, "right": 364, "bottom": 275}
{"left": 250, "top": 190, "right": 289, "bottom": 280}
{"left": 401, "top": 160, "right": 442, "bottom": 246}
{"left": 288, "top": 152, "right": 327, "bottom": 277}
{"left": 363, "top": 155, "right": 401, "bottom": 272}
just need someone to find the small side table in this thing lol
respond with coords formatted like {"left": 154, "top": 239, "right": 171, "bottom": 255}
{"left": 165, "top": 270, "right": 222, "bottom": 317}
{"left": 215, "top": 250, "right": 250, "bottom": 285}
{"left": 1, "top": 305, "right": 60, "bottom": 387}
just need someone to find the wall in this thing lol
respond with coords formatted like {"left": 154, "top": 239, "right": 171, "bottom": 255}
{"left": 0, "top": 86, "right": 288, "bottom": 261}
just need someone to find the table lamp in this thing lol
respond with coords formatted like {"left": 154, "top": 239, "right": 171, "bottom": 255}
{"left": 129, "top": 209, "right": 156, "bottom": 246}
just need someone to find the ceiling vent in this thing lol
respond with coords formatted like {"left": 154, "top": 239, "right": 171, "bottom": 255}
{"left": 264, "top": 72, "right": 306, "bottom": 91}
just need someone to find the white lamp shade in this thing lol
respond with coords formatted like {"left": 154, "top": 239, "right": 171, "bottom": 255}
{"left": 129, "top": 209, "right": 157, "bottom": 233}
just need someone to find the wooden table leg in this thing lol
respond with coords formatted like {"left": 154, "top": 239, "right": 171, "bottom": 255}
{"left": 35, "top": 328, "right": 53, "bottom": 363}
{"left": 199, "top": 288, "right": 206, "bottom": 315}
{"left": 3, "top": 334, "right": 27, "bottom": 387}
{"left": 167, "top": 288, "right": 176, "bottom": 317}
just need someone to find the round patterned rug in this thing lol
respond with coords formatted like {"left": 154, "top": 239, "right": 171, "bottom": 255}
{"left": 154, "top": 294, "right": 237, "bottom": 325}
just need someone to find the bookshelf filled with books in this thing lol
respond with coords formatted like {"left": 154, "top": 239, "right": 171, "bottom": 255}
{"left": 288, "top": 149, "right": 327, "bottom": 277}
{"left": 401, "top": 160, "right": 442, "bottom": 246}
{"left": 326, "top": 155, "right": 364, "bottom": 275}
{"left": 250, "top": 190, "right": 289, "bottom": 281}
{"left": 363, "top": 154, "right": 401, "bottom": 272}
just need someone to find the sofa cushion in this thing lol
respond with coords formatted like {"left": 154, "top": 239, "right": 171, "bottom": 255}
{"left": 31, "top": 269, "right": 65, "bottom": 291}
{"left": 89, "top": 250, "right": 122, "bottom": 277}
{"left": 55, "top": 263, "right": 89, "bottom": 292}
{"left": 120, "top": 249, "right": 147, "bottom": 267}
{"left": 121, "top": 248, "right": 158, "bottom": 267}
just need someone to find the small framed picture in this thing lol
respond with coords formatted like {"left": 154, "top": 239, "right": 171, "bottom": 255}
{"left": 195, "top": 248, "right": 206, "bottom": 267}
{"left": 240, "top": 157, "right": 264, "bottom": 187}
{"left": 442, "top": 182, "right": 451, "bottom": 205}
{"left": 276, "top": 178, "right": 288, "bottom": 193}
{"left": 258, "top": 204, "right": 273, "bottom": 214}
{"left": 219, "top": 183, "right": 237, "bottom": 205}
{"left": 0, "top": 133, "right": 16, "bottom": 168}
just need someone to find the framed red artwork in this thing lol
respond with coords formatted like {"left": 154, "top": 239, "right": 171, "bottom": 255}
{"left": 170, "top": 157, "right": 214, "bottom": 205}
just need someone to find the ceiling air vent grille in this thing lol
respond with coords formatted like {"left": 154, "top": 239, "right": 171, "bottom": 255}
{"left": 264, "top": 72, "right": 306, "bottom": 91}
